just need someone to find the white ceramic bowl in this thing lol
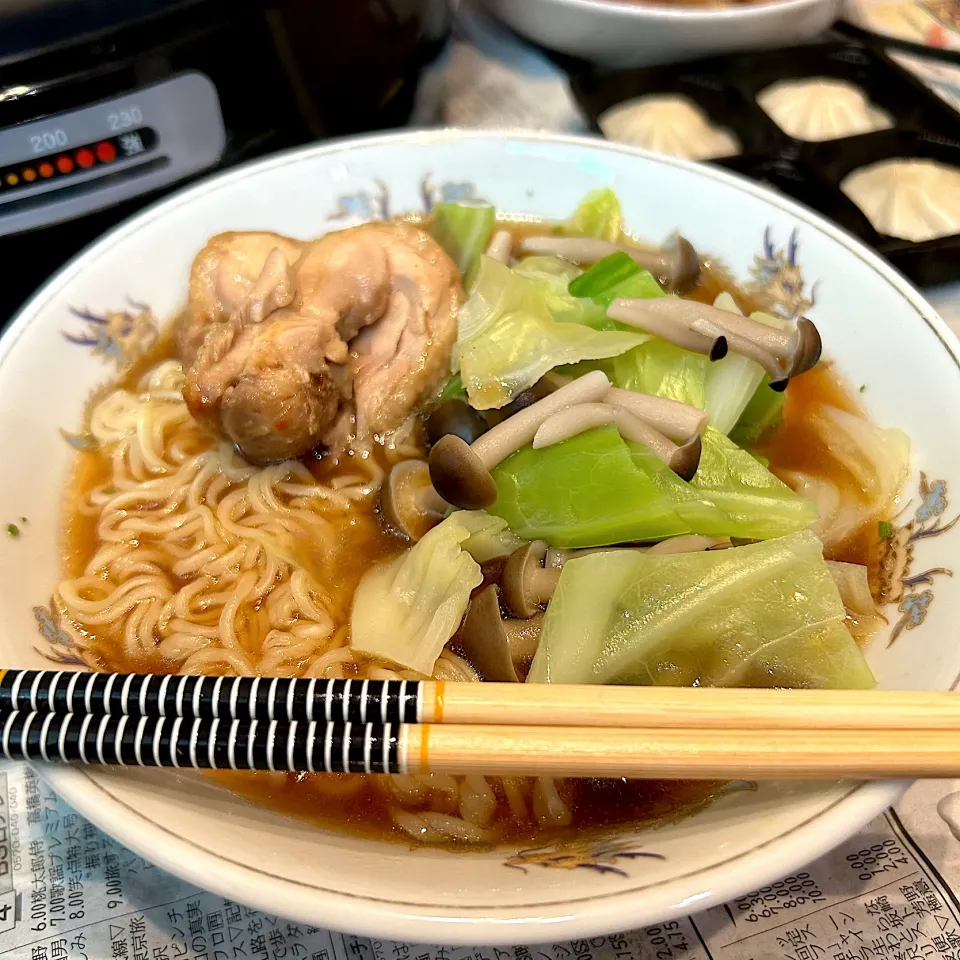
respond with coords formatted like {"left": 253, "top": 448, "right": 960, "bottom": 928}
{"left": 1, "top": 130, "right": 959, "bottom": 945}
{"left": 481, "top": 0, "right": 840, "bottom": 67}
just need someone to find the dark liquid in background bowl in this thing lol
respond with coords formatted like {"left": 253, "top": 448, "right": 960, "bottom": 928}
{"left": 58, "top": 217, "right": 879, "bottom": 849}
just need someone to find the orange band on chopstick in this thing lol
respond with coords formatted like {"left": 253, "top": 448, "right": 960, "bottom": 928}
{"left": 0, "top": 670, "right": 7, "bottom": 684}
{"left": 419, "top": 725, "right": 431, "bottom": 774}
{"left": 433, "top": 681, "right": 445, "bottom": 723}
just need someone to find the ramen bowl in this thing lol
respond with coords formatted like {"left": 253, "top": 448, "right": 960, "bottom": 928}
{"left": 0, "top": 130, "right": 958, "bottom": 944}
{"left": 480, "top": 0, "right": 840, "bottom": 68}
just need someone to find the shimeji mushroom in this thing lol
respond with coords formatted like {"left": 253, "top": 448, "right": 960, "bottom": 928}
{"left": 608, "top": 298, "right": 822, "bottom": 390}
{"left": 518, "top": 235, "right": 702, "bottom": 292}
{"left": 426, "top": 399, "right": 489, "bottom": 447}
{"left": 456, "top": 585, "right": 544, "bottom": 682}
{"left": 502, "top": 541, "right": 561, "bottom": 618}
{"left": 428, "top": 370, "right": 612, "bottom": 510}
{"left": 485, "top": 230, "right": 514, "bottom": 264}
{"left": 380, "top": 459, "right": 449, "bottom": 541}
{"left": 605, "top": 387, "right": 708, "bottom": 444}
{"left": 531, "top": 401, "right": 703, "bottom": 481}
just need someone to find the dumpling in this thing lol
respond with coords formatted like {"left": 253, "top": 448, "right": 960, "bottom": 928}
{"left": 599, "top": 95, "right": 740, "bottom": 160}
{"left": 757, "top": 78, "right": 893, "bottom": 142}
{"left": 841, "top": 158, "right": 960, "bottom": 242}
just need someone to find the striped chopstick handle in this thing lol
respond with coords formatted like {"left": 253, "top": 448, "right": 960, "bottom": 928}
{"left": 0, "top": 670, "right": 424, "bottom": 724}
{"left": 0, "top": 710, "right": 406, "bottom": 774}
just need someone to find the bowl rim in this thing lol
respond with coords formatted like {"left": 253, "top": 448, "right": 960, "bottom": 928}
{"left": 491, "top": 0, "right": 830, "bottom": 25}
{"left": 12, "top": 126, "right": 958, "bottom": 943}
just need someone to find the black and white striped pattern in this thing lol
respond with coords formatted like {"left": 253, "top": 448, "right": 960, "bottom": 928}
{"left": 0, "top": 709, "right": 405, "bottom": 774}
{"left": 0, "top": 671, "right": 422, "bottom": 725}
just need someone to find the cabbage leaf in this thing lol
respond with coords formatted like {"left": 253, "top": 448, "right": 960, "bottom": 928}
{"left": 703, "top": 293, "right": 782, "bottom": 435}
{"left": 691, "top": 428, "right": 819, "bottom": 539}
{"left": 349, "top": 512, "right": 501, "bottom": 675}
{"left": 490, "top": 425, "right": 692, "bottom": 547}
{"left": 457, "top": 256, "right": 648, "bottom": 409}
{"left": 527, "top": 530, "right": 875, "bottom": 689}
{"left": 427, "top": 202, "right": 495, "bottom": 289}
{"left": 562, "top": 187, "right": 622, "bottom": 241}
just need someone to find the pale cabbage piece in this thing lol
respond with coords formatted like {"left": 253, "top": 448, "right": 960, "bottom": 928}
{"left": 692, "top": 428, "right": 819, "bottom": 539}
{"left": 527, "top": 530, "right": 875, "bottom": 689}
{"left": 811, "top": 405, "right": 910, "bottom": 516}
{"left": 460, "top": 511, "right": 527, "bottom": 562}
{"left": 457, "top": 256, "right": 648, "bottom": 409}
{"left": 703, "top": 293, "right": 788, "bottom": 435}
{"left": 349, "top": 512, "right": 503, "bottom": 675}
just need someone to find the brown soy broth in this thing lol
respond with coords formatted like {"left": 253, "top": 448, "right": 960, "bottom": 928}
{"left": 59, "top": 221, "right": 879, "bottom": 849}
{"left": 756, "top": 364, "right": 879, "bottom": 570}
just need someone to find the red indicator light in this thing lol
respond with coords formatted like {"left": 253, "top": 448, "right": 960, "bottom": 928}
{"left": 95, "top": 141, "right": 116, "bottom": 163}
{"left": 38, "top": 162, "right": 54, "bottom": 178}
{"left": 56, "top": 156, "right": 74, "bottom": 175}
{"left": 22, "top": 168, "right": 36, "bottom": 182}
{"left": 75, "top": 149, "right": 94, "bottom": 169}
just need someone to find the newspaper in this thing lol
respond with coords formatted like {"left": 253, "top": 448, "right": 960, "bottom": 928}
{"left": 4, "top": 763, "right": 960, "bottom": 960}
{"left": 6, "top": 7, "right": 960, "bottom": 958}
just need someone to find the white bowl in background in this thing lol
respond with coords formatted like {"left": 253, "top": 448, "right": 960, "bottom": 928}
{"left": 481, "top": 0, "right": 840, "bottom": 67}
{"left": 1, "top": 130, "right": 958, "bottom": 944}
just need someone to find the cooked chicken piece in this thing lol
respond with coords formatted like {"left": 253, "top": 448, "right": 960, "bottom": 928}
{"left": 178, "top": 222, "right": 461, "bottom": 464}
{"left": 348, "top": 227, "right": 460, "bottom": 440}
{"left": 178, "top": 232, "right": 304, "bottom": 366}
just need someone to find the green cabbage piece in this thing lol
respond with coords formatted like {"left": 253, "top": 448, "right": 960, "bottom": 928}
{"left": 489, "top": 423, "right": 817, "bottom": 547}
{"left": 729, "top": 376, "right": 786, "bottom": 446}
{"left": 427, "top": 202, "right": 495, "bottom": 289}
{"left": 527, "top": 530, "right": 876, "bottom": 689}
{"left": 349, "top": 512, "right": 500, "bottom": 675}
{"left": 456, "top": 256, "right": 648, "bottom": 409}
{"left": 490, "top": 425, "right": 691, "bottom": 548}
{"left": 691, "top": 428, "right": 818, "bottom": 539}
{"left": 611, "top": 339, "right": 708, "bottom": 408}
{"left": 562, "top": 187, "right": 622, "bottom": 241}
{"left": 568, "top": 252, "right": 666, "bottom": 307}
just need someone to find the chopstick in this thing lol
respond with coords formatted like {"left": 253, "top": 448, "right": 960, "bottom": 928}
{"left": 3, "top": 708, "right": 960, "bottom": 779}
{"left": 4, "top": 668, "right": 960, "bottom": 730}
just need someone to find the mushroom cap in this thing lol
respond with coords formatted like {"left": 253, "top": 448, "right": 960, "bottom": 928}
{"left": 456, "top": 585, "right": 520, "bottom": 683}
{"left": 482, "top": 375, "right": 560, "bottom": 428}
{"left": 670, "top": 236, "right": 702, "bottom": 293}
{"left": 668, "top": 433, "right": 703, "bottom": 482}
{"left": 502, "top": 540, "right": 557, "bottom": 619}
{"left": 426, "top": 399, "right": 489, "bottom": 448}
{"left": 786, "top": 316, "right": 823, "bottom": 377}
{"left": 428, "top": 434, "right": 498, "bottom": 510}
{"left": 380, "top": 459, "right": 446, "bottom": 541}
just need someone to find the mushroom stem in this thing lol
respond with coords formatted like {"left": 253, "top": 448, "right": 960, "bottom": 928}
{"left": 608, "top": 298, "right": 728, "bottom": 359}
{"left": 646, "top": 535, "right": 729, "bottom": 555}
{"left": 544, "top": 536, "right": 729, "bottom": 568}
{"left": 456, "top": 585, "right": 543, "bottom": 683}
{"left": 471, "top": 370, "right": 612, "bottom": 469}
{"left": 544, "top": 545, "right": 642, "bottom": 568}
{"left": 502, "top": 541, "right": 561, "bottom": 618}
{"left": 486, "top": 230, "right": 514, "bottom": 264}
{"left": 429, "top": 372, "right": 616, "bottom": 511}
{"left": 606, "top": 387, "right": 708, "bottom": 443}
{"left": 504, "top": 613, "right": 543, "bottom": 679}
{"left": 531, "top": 401, "right": 702, "bottom": 480}
{"left": 611, "top": 298, "right": 823, "bottom": 386}
{"left": 519, "top": 235, "right": 701, "bottom": 291}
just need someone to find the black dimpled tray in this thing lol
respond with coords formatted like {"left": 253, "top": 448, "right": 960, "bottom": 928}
{"left": 568, "top": 38, "right": 960, "bottom": 286}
